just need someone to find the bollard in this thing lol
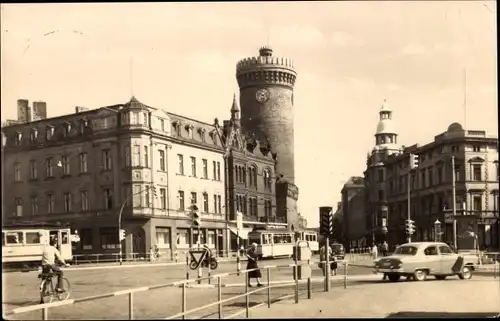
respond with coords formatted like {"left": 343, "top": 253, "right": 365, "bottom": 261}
{"left": 185, "top": 253, "right": 189, "bottom": 280}
{"left": 307, "top": 258, "right": 312, "bottom": 300}
{"left": 236, "top": 254, "right": 241, "bottom": 276}
{"left": 182, "top": 283, "right": 187, "bottom": 320}
{"left": 344, "top": 261, "right": 348, "bottom": 289}
{"left": 197, "top": 265, "right": 202, "bottom": 285}
{"left": 218, "top": 276, "right": 223, "bottom": 318}
{"left": 96, "top": 254, "right": 100, "bottom": 264}
{"left": 245, "top": 271, "right": 250, "bottom": 318}
{"left": 128, "top": 292, "right": 134, "bottom": 320}
{"left": 208, "top": 261, "right": 211, "bottom": 285}
{"left": 42, "top": 307, "right": 48, "bottom": 320}
{"left": 294, "top": 264, "right": 299, "bottom": 304}
{"left": 267, "top": 268, "right": 271, "bottom": 308}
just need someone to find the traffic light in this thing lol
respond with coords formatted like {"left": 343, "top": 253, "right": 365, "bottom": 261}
{"left": 150, "top": 186, "right": 158, "bottom": 198}
{"left": 319, "top": 206, "right": 333, "bottom": 236}
{"left": 405, "top": 219, "right": 415, "bottom": 235}
{"left": 119, "top": 229, "right": 126, "bottom": 241}
{"left": 190, "top": 205, "right": 201, "bottom": 227}
{"left": 409, "top": 153, "right": 420, "bottom": 169}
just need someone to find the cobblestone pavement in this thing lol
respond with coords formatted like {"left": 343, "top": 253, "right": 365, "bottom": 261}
{"left": 249, "top": 276, "right": 500, "bottom": 318}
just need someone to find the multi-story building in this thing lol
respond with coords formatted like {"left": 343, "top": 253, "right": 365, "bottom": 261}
{"left": 1, "top": 97, "right": 229, "bottom": 258}
{"left": 340, "top": 176, "right": 366, "bottom": 250}
{"left": 364, "top": 100, "right": 499, "bottom": 250}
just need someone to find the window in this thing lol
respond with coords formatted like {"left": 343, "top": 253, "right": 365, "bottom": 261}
{"left": 124, "top": 146, "right": 131, "bottom": 167}
{"left": 202, "top": 159, "right": 208, "bottom": 179}
{"left": 472, "top": 195, "right": 482, "bottom": 212}
{"left": 100, "top": 228, "right": 119, "bottom": 250}
{"left": 454, "top": 166, "right": 460, "bottom": 182}
{"left": 472, "top": 164, "right": 482, "bottom": 181}
{"left": 143, "top": 112, "right": 149, "bottom": 127}
{"left": 451, "top": 145, "right": 459, "bottom": 153}
{"left": 104, "top": 189, "right": 113, "bottom": 209}
{"left": 80, "top": 228, "right": 93, "bottom": 250}
{"left": 159, "top": 150, "right": 166, "bottom": 171}
{"left": 46, "top": 126, "right": 54, "bottom": 140}
{"left": 6, "top": 232, "right": 23, "bottom": 244}
{"left": 133, "top": 185, "right": 141, "bottom": 207}
{"left": 187, "top": 126, "right": 194, "bottom": 139}
{"left": 31, "top": 196, "right": 38, "bottom": 215}
{"left": 177, "top": 154, "right": 184, "bottom": 175}
{"left": 424, "top": 246, "right": 438, "bottom": 256}
{"left": 213, "top": 161, "right": 217, "bottom": 180}
{"left": 160, "top": 119, "right": 165, "bottom": 131}
{"left": 377, "top": 169, "right": 384, "bottom": 182}
{"left": 420, "top": 170, "right": 426, "bottom": 188}
{"left": 213, "top": 194, "right": 219, "bottom": 214}
{"left": 190, "top": 156, "right": 196, "bottom": 177}
{"left": 216, "top": 161, "right": 221, "bottom": 181}
{"left": 437, "top": 167, "right": 443, "bottom": 184}
{"left": 207, "top": 230, "right": 215, "bottom": 248}
{"left": 132, "top": 146, "right": 140, "bottom": 167}
{"left": 378, "top": 190, "right": 385, "bottom": 201}
{"left": 61, "top": 155, "right": 70, "bottom": 175}
{"left": 81, "top": 190, "right": 89, "bottom": 211}
{"left": 472, "top": 145, "right": 481, "bottom": 152}
{"left": 428, "top": 169, "right": 433, "bottom": 186}
{"left": 29, "top": 160, "right": 37, "bottom": 180}
{"left": 63, "top": 192, "right": 72, "bottom": 212}
{"left": 156, "top": 228, "right": 171, "bottom": 249}
{"left": 47, "top": 193, "right": 54, "bottom": 213}
{"left": 102, "top": 150, "right": 112, "bottom": 170}
{"left": 439, "top": 245, "right": 454, "bottom": 255}
{"left": 159, "top": 188, "right": 167, "bottom": 209}
{"left": 176, "top": 229, "right": 189, "bottom": 248}
{"left": 248, "top": 166, "right": 257, "bottom": 187}
{"left": 190, "top": 192, "right": 197, "bottom": 205}
{"left": 193, "top": 229, "right": 204, "bottom": 245}
{"left": 31, "top": 129, "right": 38, "bottom": 142}
{"left": 263, "top": 169, "right": 272, "bottom": 190}
{"left": 200, "top": 130, "right": 206, "bottom": 143}
{"left": 144, "top": 146, "right": 149, "bottom": 168}
{"left": 63, "top": 122, "right": 72, "bottom": 137}
{"left": 144, "top": 187, "right": 150, "bottom": 208}
{"left": 249, "top": 197, "right": 258, "bottom": 216}
{"left": 178, "top": 191, "right": 185, "bottom": 211}
{"left": 79, "top": 153, "right": 88, "bottom": 173}
{"left": 132, "top": 112, "right": 139, "bottom": 124}
{"left": 264, "top": 200, "right": 272, "bottom": 217}
{"left": 14, "top": 163, "right": 21, "bottom": 181}
{"left": 26, "top": 232, "right": 41, "bottom": 244}
{"left": 217, "top": 195, "right": 222, "bottom": 214}
{"left": 203, "top": 193, "right": 209, "bottom": 212}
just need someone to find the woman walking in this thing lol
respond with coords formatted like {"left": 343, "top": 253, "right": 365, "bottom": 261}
{"left": 246, "top": 243, "right": 263, "bottom": 287}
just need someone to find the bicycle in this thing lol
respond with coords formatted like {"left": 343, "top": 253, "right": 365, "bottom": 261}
{"left": 38, "top": 265, "right": 72, "bottom": 304}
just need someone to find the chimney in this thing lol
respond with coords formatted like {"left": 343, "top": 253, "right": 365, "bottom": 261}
{"left": 75, "top": 106, "right": 89, "bottom": 114}
{"left": 17, "top": 99, "right": 30, "bottom": 123}
{"left": 33, "top": 101, "right": 48, "bottom": 120}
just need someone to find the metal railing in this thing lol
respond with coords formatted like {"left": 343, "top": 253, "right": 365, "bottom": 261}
{"left": 5, "top": 258, "right": 357, "bottom": 320}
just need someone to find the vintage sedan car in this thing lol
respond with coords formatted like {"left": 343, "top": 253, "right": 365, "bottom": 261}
{"left": 373, "top": 242, "right": 474, "bottom": 282}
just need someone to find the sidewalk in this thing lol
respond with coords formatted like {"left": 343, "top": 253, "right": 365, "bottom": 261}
{"left": 249, "top": 276, "right": 500, "bottom": 318}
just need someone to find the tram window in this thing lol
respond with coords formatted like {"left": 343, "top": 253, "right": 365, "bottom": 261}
{"left": 6, "top": 232, "right": 24, "bottom": 244}
{"left": 286, "top": 235, "right": 292, "bottom": 243}
{"left": 61, "top": 231, "right": 69, "bottom": 244}
{"left": 273, "top": 235, "right": 280, "bottom": 243}
{"left": 262, "top": 234, "right": 269, "bottom": 245}
{"left": 2, "top": 232, "right": 5, "bottom": 246}
{"left": 25, "top": 232, "right": 41, "bottom": 244}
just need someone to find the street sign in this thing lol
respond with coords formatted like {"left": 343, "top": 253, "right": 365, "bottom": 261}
{"left": 444, "top": 213, "right": 454, "bottom": 224}
{"left": 236, "top": 211, "right": 243, "bottom": 231}
{"left": 189, "top": 248, "right": 207, "bottom": 270}
{"left": 319, "top": 206, "right": 333, "bottom": 236}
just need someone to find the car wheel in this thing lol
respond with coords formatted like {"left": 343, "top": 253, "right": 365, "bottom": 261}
{"left": 388, "top": 274, "right": 401, "bottom": 282}
{"left": 435, "top": 275, "right": 446, "bottom": 280}
{"left": 413, "top": 269, "right": 427, "bottom": 281}
{"left": 458, "top": 266, "right": 472, "bottom": 280}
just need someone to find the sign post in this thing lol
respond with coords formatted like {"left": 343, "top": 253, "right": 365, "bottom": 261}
{"left": 319, "top": 206, "right": 333, "bottom": 292}
{"left": 236, "top": 211, "right": 243, "bottom": 275}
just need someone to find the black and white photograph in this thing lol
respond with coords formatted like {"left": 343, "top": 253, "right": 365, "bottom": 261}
{"left": 1, "top": 1, "right": 498, "bottom": 319}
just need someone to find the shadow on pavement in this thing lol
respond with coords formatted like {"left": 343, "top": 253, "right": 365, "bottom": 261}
{"left": 2, "top": 299, "right": 39, "bottom": 307}
{"left": 386, "top": 311, "right": 500, "bottom": 318}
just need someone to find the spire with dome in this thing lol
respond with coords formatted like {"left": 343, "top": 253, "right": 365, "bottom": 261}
{"left": 373, "top": 98, "right": 400, "bottom": 155}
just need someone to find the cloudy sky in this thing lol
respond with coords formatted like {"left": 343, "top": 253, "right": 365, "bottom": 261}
{"left": 1, "top": 2, "right": 497, "bottom": 227}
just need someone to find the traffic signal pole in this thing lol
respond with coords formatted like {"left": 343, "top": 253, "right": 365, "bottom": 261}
{"left": 407, "top": 168, "right": 412, "bottom": 243}
{"left": 451, "top": 156, "right": 458, "bottom": 250}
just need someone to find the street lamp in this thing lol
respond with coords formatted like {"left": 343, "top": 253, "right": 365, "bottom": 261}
{"left": 118, "top": 184, "right": 157, "bottom": 265}
{"left": 434, "top": 219, "right": 442, "bottom": 242}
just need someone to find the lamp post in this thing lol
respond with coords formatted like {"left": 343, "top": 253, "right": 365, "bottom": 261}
{"left": 434, "top": 219, "right": 442, "bottom": 242}
{"left": 118, "top": 185, "right": 156, "bottom": 265}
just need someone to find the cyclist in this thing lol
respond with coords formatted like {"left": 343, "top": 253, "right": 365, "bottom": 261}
{"left": 42, "top": 238, "right": 70, "bottom": 293}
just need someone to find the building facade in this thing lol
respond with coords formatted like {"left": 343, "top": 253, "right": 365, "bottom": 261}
{"left": 236, "top": 46, "right": 300, "bottom": 230}
{"left": 1, "top": 97, "right": 230, "bottom": 258}
{"left": 340, "top": 177, "right": 366, "bottom": 250}
{"left": 364, "top": 100, "right": 499, "bottom": 250}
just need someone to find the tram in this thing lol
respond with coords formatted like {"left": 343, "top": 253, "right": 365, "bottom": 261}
{"left": 2, "top": 223, "right": 74, "bottom": 269}
{"left": 248, "top": 229, "right": 295, "bottom": 258}
{"left": 295, "top": 230, "right": 319, "bottom": 253}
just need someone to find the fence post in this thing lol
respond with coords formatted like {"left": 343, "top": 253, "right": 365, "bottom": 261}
{"left": 344, "top": 261, "right": 348, "bottom": 289}
{"left": 182, "top": 282, "right": 187, "bottom": 320}
{"left": 128, "top": 292, "right": 134, "bottom": 320}
{"left": 307, "top": 258, "right": 312, "bottom": 300}
{"left": 245, "top": 271, "right": 250, "bottom": 318}
{"left": 208, "top": 262, "right": 211, "bottom": 285}
{"left": 267, "top": 268, "right": 271, "bottom": 308}
{"left": 217, "top": 276, "right": 223, "bottom": 319}
{"left": 42, "top": 307, "right": 48, "bottom": 320}
{"left": 185, "top": 253, "right": 189, "bottom": 280}
{"left": 96, "top": 254, "right": 99, "bottom": 264}
{"left": 294, "top": 264, "right": 299, "bottom": 304}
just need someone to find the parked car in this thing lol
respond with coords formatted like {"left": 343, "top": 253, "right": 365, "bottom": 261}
{"left": 331, "top": 243, "right": 345, "bottom": 260}
{"left": 373, "top": 242, "right": 475, "bottom": 282}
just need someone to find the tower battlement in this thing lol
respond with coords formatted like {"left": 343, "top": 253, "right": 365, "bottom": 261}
{"left": 236, "top": 48, "right": 297, "bottom": 89}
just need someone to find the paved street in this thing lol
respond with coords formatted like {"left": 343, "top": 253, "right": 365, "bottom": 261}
{"left": 250, "top": 276, "right": 500, "bottom": 318}
{"left": 3, "top": 256, "right": 372, "bottom": 319}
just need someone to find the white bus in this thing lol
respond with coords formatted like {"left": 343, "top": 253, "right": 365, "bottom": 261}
{"left": 295, "top": 230, "right": 319, "bottom": 253}
{"left": 248, "top": 229, "right": 295, "bottom": 258}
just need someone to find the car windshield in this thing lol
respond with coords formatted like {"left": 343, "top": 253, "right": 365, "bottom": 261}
{"left": 331, "top": 244, "right": 344, "bottom": 251}
{"left": 393, "top": 245, "right": 418, "bottom": 255}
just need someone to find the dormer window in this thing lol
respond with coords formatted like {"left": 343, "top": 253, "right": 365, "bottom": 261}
{"left": 30, "top": 129, "right": 38, "bottom": 142}
{"left": 143, "top": 112, "right": 149, "bottom": 127}
{"left": 63, "top": 122, "right": 72, "bottom": 137}
{"left": 185, "top": 124, "right": 194, "bottom": 139}
{"left": 46, "top": 126, "right": 54, "bottom": 140}
{"left": 79, "top": 119, "right": 88, "bottom": 135}
{"left": 198, "top": 128, "right": 206, "bottom": 142}
{"left": 172, "top": 121, "right": 181, "bottom": 136}
{"left": 209, "top": 130, "right": 218, "bottom": 145}
{"left": 15, "top": 132, "right": 22, "bottom": 145}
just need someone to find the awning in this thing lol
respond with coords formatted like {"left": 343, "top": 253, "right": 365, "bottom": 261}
{"left": 228, "top": 226, "right": 253, "bottom": 240}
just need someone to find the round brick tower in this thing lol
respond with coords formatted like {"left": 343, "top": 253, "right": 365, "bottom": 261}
{"left": 236, "top": 46, "right": 297, "bottom": 183}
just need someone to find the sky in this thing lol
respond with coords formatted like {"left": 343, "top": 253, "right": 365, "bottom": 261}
{"left": 1, "top": 1, "right": 497, "bottom": 228}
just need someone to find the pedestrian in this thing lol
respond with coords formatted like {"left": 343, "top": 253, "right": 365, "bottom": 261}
{"left": 319, "top": 243, "right": 333, "bottom": 276}
{"left": 372, "top": 243, "right": 378, "bottom": 261}
{"left": 330, "top": 254, "right": 338, "bottom": 276}
{"left": 149, "top": 246, "right": 156, "bottom": 262}
{"left": 382, "top": 241, "right": 388, "bottom": 257}
{"left": 245, "top": 243, "right": 263, "bottom": 287}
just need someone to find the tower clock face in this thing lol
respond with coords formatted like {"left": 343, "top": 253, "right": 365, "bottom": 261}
{"left": 255, "top": 88, "right": 270, "bottom": 103}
